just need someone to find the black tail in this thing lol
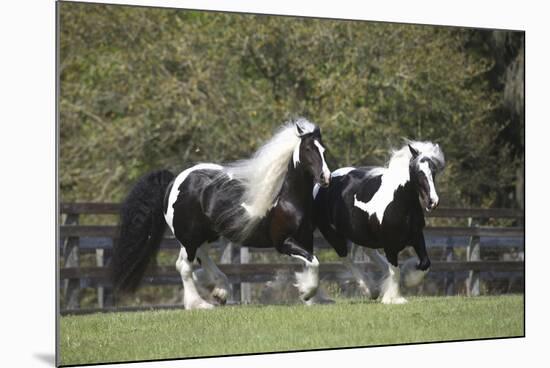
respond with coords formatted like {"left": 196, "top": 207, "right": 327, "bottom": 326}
{"left": 111, "top": 169, "right": 175, "bottom": 292}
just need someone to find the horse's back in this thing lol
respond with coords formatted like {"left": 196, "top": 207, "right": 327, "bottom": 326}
{"left": 165, "top": 164, "right": 229, "bottom": 245}
{"left": 165, "top": 164, "right": 223, "bottom": 213}
{"left": 325, "top": 166, "right": 383, "bottom": 210}
{"left": 314, "top": 166, "right": 386, "bottom": 248}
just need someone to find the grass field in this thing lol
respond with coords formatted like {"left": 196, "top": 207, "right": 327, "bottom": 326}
{"left": 59, "top": 295, "right": 524, "bottom": 366}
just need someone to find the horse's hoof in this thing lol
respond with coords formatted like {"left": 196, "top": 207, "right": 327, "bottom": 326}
{"left": 300, "top": 288, "right": 319, "bottom": 302}
{"left": 306, "top": 297, "right": 335, "bottom": 306}
{"left": 358, "top": 282, "right": 373, "bottom": 299}
{"left": 211, "top": 287, "right": 229, "bottom": 305}
{"left": 196, "top": 301, "right": 215, "bottom": 309}
{"left": 403, "top": 267, "right": 428, "bottom": 288}
{"left": 381, "top": 296, "right": 408, "bottom": 305}
{"left": 320, "top": 297, "right": 336, "bottom": 304}
{"left": 185, "top": 299, "right": 215, "bottom": 310}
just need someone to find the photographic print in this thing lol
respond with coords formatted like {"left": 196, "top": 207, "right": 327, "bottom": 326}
{"left": 57, "top": 1, "right": 524, "bottom": 366}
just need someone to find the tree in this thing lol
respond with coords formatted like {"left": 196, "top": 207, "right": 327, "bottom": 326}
{"left": 59, "top": 3, "right": 524, "bottom": 208}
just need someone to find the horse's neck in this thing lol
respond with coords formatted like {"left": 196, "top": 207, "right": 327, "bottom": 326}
{"left": 278, "top": 160, "right": 313, "bottom": 208}
{"left": 393, "top": 173, "right": 421, "bottom": 213}
{"left": 371, "top": 167, "right": 418, "bottom": 217}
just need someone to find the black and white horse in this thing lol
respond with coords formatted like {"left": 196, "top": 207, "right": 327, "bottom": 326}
{"left": 313, "top": 141, "right": 445, "bottom": 304}
{"left": 112, "top": 119, "right": 331, "bottom": 309}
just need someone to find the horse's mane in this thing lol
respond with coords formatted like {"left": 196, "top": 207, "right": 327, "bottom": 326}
{"left": 398, "top": 140, "right": 445, "bottom": 171}
{"left": 370, "top": 140, "right": 445, "bottom": 184}
{"left": 214, "top": 118, "right": 316, "bottom": 241}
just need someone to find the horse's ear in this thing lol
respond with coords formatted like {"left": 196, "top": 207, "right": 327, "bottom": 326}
{"left": 295, "top": 121, "right": 305, "bottom": 136}
{"left": 408, "top": 144, "right": 419, "bottom": 158}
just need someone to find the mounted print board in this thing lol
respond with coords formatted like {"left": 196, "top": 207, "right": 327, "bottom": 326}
{"left": 56, "top": 1, "right": 524, "bottom": 366}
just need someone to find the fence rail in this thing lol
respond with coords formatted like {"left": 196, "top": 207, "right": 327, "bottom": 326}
{"left": 61, "top": 261, "right": 524, "bottom": 282}
{"left": 59, "top": 202, "right": 524, "bottom": 314}
{"left": 59, "top": 225, "right": 524, "bottom": 240}
{"left": 60, "top": 202, "right": 524, "bottom": 219}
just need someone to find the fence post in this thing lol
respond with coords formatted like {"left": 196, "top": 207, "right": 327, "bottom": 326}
{"left": 240, "top": 247, "right": 251, "bottom": 304}
{"left": 95, "top": 248, "right": 114, "bottom": 308}
{"left": 220, "top": 241, "right": 241, "bottom": 303}
{"left": 63, "top": 213, "right": 80, "bottom": 310}
{"left": 96, "top": 249, "right": 104, "bottom": 308}
{"left": 102, "top": 247, "right": 114, "bottom": 308}
{"left": 443, "top": 236, "right": 455, "bottom": 296}
{"left": 467, "top": 217, "right": 481, "bottom": 296}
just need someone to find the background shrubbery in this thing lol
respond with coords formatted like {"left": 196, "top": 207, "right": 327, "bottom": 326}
{"left": 59, "top": 3, "right": 524, "bottom": 208}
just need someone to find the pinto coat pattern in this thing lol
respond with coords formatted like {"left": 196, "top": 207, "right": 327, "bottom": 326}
{"left": 112, "top": 118, "right": 331, "bottom": 309}
{"left": 313, "top": 141, "right": 445, "bottom": 304}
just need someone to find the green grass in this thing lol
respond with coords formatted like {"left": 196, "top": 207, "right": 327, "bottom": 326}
{"left": 60, "top": 295, "right": 524, "bottom": 366}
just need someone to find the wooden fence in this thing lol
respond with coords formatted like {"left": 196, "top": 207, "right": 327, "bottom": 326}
{"left": 59, "top": 203, "right": 524, "bottom": 314}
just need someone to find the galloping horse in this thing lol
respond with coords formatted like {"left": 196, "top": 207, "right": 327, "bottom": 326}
{"left": 112, "top": 119, "right": 331, "bottom": 309}
{"left": 313, "top": 141, "right": 445, "bottom": 304}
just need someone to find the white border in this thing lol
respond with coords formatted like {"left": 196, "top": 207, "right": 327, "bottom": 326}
{"left": 2, "top": 1, "right": 547, "bottom": 367}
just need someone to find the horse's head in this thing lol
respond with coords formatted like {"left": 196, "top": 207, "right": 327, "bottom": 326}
{"left": 293, "top": 119, "right": 331, "bottom": 188}
{"left": 407, "top": 142, "right": 445, "bottom": 212}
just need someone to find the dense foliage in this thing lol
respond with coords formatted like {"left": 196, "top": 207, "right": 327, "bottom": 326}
{"left": 59, "top": 3, "right": 524, "bottom": 208}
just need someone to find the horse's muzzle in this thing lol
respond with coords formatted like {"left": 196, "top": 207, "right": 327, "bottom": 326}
{"left": 319, "top": 172, "right": 331, "bottom": 188}
{"left": 426, "top": 198, "right": 439, "bottom": 212}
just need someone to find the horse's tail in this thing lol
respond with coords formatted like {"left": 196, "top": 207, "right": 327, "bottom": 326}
{"left": 111, "top": 169, "right": 175, "bottom": 293}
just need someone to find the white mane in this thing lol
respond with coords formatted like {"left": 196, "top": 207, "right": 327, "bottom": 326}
{"left": 409, "top": 140, "right": 445, "bottom": 170}
{"left": 388, "top": 140, "right": 446, "bottom": 171}
{"left": 219, "top": 118, "right": 316, "bottom": 239}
